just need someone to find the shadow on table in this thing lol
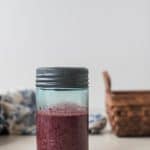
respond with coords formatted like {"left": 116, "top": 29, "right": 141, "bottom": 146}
{"left": 89, "top": 129, "right": 112, "bottom": 137}
{"left": 89, "top": 129, "right": 150, "bottom": 139}
{"left": 0, "top": 136, "right": 20, "bottom": 145}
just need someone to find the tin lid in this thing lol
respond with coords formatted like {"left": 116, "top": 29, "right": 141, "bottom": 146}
{"left": 36, "top": 67, "right": 88, "bottom": 88}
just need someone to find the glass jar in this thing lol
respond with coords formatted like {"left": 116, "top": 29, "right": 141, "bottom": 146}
{"left": 36, "top": 67, "right": 89, "bottom": 150}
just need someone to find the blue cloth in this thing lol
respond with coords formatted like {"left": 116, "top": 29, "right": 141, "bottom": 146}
{"left": 0, "top": 90, "right": 36, "bottom": 135}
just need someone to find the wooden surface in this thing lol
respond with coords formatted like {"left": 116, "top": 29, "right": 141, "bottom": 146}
{"left": 0, "top": 132, "right": 150, "bottom": 150}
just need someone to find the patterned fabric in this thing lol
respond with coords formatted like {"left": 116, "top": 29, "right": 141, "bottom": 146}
{"left": 0, "top": 90, "right": 36, "bottom": 135}
{"left": 89, "top": 114, "right": 107, "bottom": 134}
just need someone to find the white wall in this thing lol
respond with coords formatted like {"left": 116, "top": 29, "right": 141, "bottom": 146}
{"left": 0, "top": 0, "right": 150, "bottom": 112}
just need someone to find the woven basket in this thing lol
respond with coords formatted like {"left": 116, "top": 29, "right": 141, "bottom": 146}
{"left": 103, "top": 71, "right": 150, "bottom": 137}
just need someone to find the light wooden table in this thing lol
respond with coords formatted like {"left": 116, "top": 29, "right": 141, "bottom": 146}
{"left": 0, "top": 132, "right": 150, "bottom": 150}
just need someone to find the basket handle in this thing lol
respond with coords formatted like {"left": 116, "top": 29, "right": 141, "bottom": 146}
{"left": 103, "top": 71, "right": 111, "bottom": 93}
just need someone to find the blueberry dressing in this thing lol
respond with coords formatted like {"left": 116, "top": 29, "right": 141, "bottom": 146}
{"left": 36, "top": 104, "right": 88, "bottom": 150}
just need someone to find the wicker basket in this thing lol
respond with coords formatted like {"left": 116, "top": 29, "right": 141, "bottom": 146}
{"left": 103, "top": 71, "right": 150, "bottom": 137}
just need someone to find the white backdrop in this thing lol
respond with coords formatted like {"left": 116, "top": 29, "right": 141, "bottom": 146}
{"left": 0, "top": 0, "right": 150, "bottom": 112}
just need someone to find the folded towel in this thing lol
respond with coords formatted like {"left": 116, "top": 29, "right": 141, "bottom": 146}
{"left": 89, "top": 114, "right": 107, "bottom": 134}
{"left": 0, "top": 90, "right": 36, "bottom": 135}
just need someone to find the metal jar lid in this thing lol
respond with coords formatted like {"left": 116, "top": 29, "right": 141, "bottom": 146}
{"left": 36, "top": 67, "right": 88, "bottom": 88}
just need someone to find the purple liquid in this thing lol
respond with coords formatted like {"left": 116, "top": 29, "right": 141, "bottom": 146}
{"left": 36, "top": 104, "right": 88, "bottom": 150}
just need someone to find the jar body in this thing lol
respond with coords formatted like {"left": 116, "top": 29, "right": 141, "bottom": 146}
{"left": 36, "top": 87, "right": 88, "bottom": 150}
